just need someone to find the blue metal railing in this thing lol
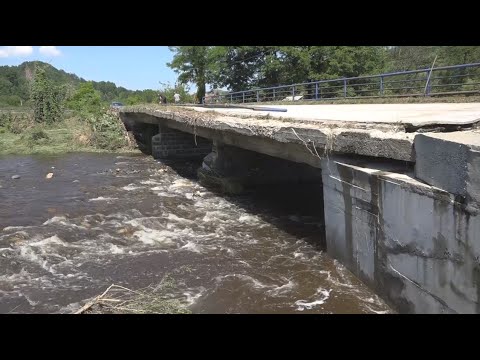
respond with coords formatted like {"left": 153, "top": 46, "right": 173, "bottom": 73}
{"left": 202, "top": 63, "right": 480, "bottom": 104}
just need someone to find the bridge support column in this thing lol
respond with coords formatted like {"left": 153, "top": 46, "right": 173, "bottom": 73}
{"left": 152, "top": 125, "right": 212, "bottom": 160}
{"left": 321, "top": 156, "right": 480, "bottom": 313}
{"left": 198, "top": 141, "right": 323, "bottom": 194}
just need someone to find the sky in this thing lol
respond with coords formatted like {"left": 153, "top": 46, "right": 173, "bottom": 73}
{"left": 0, "top": 46, "right": 182, "bottom": 91}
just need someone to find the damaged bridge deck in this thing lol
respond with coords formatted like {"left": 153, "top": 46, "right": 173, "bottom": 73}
{"left": 120, "top": 103, "right": 480, "bottom": 165}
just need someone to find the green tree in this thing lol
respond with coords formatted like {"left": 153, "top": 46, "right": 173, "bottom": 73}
{"left": 167, "top": 46, "right": 212, "bottom": 101}
{"left": 208, "top": 46, "right": 266, "bottom": 91}
{"left": 30, "top": 66, "right": 63, "bottom": 124}
{"left": 67, "top": 82, "right": 103, "bottom": 115}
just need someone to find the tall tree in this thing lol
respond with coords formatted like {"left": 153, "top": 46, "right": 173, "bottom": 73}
{"left": 167, "top": 46, "right": 212, "bottom": 101}
{"left": 30, "top": 66, "right": 63, "bottom": 124}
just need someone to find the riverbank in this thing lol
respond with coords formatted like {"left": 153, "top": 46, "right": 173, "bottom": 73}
{"left": 0, "top": 111, "right": 139, "bottom": 156}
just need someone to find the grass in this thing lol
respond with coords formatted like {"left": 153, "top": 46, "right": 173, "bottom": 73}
{"left": 0, "top": 111, "right": 140, "bottom": 156}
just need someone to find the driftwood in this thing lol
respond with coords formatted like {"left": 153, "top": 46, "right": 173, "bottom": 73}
{"left": 73, "top": 281, "right": 190, "bottom": 314}
{"left": 74, "top": 284, "right": 115, "bottom": 314}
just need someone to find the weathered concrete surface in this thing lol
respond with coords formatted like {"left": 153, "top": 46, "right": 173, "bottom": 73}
{"left": 190, "top": 103, "right": 480, "bottom": 127}
{"left": 120, "top": 106, "right": 416, "bottom": 163}
{"left": 322, "top": 157, "right": 480, "bottom": 313}
{"left": 415, "top": 131, "right": 480, "bottom": 209}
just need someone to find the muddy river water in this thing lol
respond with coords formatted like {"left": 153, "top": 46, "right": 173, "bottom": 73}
{"left": 0, "top": 153, "right": 392, "bottom": 313}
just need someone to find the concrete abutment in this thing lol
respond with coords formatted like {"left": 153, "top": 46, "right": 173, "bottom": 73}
{"left": 322, "top": 156, "right": 480, "bottom": 313}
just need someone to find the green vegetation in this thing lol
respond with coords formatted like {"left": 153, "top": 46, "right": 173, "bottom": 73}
{"left": 0, "top": 112, "right": 133, "bottom": 155}
{"left": 167, "top": 46, "right": 210, "bottom": 102}
{"left": 168, "top": 46, "right": 480, "bottom": 92}
{"left": 0, "top": 61, "right": 160, "bottom": 108}
{"left": 31, "top": 66, "right": 64, "bottom": 124}
{"left": 0, "top": 63, "right": 135, "bottom": 155}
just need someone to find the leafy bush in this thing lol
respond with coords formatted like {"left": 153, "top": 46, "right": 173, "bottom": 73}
{"left": 86, "top": 112, "right": 129, "bottom": 150}
{"left": 1, "top": 112, "right": 34, "bottom": 134}
{"left": 30, "top": 128, "right": 49, "bottom": 141}
{"left": 67, "top": 82, "right": 104, "bottom": 116}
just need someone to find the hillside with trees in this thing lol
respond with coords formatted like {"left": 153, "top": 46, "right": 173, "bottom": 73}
{"left": 0, "top": 61, "right": 164, "bottom": 108}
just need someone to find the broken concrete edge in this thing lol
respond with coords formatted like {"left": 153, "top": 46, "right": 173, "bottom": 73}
{"left": 333, "top": 158, "right": 480, "bottom": 215}
{"left": 120, "top": 106, "right": 416, "bottom": 162}
{"left": 414, "top": 132, "right": 480, "bottom": 209}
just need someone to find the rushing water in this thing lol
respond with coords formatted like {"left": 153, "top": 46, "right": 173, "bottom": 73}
{"left": 0, "top": 153, "right": 392, "bottom": 314}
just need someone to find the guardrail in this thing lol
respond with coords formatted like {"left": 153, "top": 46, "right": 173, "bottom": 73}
{"left": 202, "top": 63, "right": 480, "bottom": 104}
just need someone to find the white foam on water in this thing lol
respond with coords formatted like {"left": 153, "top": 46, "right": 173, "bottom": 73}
{"left": 170, "top": 179, "right": 195, "bottom": 189}
{"left": 0, "top": 268, "right": 31, "bottom": 282}
{"left": 125, "top": 217, "right": 170, "bottom": 233}
{"left": 153, "top": 190, "right": 178, "bottom": 197}
{"left": 109, "top": 244, "right": 124, "bottom": 254}
{"left": 180, "top": 240, "right": 203, "bottom": 253}
{"left": 183, "top": 286, "right": 206, "bottom": 305}
{"left": 194, "top": 191, "right": 207, "bottom": 197}
{"left": 217, "top": 274, "right": 273, "bottom": 290}
{"left": 42, "top": 217, "right": 86, "bottom": 229}
{"left": 3, "top": 225, "right": 33, "bottom": 232}
{"left": 238, "top": 214, "right": 262, "bottom": 225}
{"left": 122, "top": 184, "right": 142, "bottom": 191}
{"left": 57, "top": 302, "right": 82, "bottom": 314}
{"left": 19, "top": 246, "right": 54, "bottom": 273}
{"left": 141, "top": 179, "right": 162, "bottom": 185}
{"left": 293, "top": 251, "right": 306, "bottom": 259}
{"left": 267, "top": 279, "right": 297, "bottom": 296}
{"left": 294, "top": 288, "right": 331, "bottom": 311}
{"left": 133, "top": 229, "right": 176, "bottom": 246}
{"left": 88, "top": 197, "right": 119, "bottom": 202}
{"left": 176, "top": 204, "right": 190, "bottom": 211}
{"left": 0, "top": 230, "right": 30, "bottom": 242}
{"left": 42, "top": 216, "right": 68, "bottom": 225}
{"left": 363, "top": 304, "right": 391, "bottom": 314}
{"left": 28, "top": 235, "right": 67, "bottom": 249}
{"left": 222, "top": 247, "right": 235, "bottom": 256}
{"left": 19, "top": 292, "right": 39, "bottom": 306}
{"left": 167, "top": 213, "right": 195, "bottom": 225}
{"left": 202, "top": 210, "right": 232, "bottom": 223}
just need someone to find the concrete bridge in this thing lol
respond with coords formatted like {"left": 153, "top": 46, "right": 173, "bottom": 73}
{"left": 120, "top": 103, "right": 480, "bottom": 314}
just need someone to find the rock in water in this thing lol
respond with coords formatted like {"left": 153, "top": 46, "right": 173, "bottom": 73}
{"left": 11, "top": 175, "right": 20, "bottom": 180}
{"left": 46, "top": 173, "right": 54, "bottom": 179}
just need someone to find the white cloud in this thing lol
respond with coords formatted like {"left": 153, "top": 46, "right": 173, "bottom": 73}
{"left": 39, "top": 46, "right": 62, "bottom": 57}
{"left": 0, "top": 46, "right": 34, "bottom": 58}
